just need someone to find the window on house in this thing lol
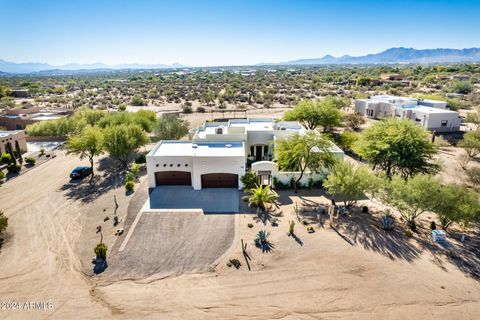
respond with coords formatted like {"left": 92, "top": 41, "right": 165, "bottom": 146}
{"left": 441, "top": 120, "right": 448, "bottom": 127}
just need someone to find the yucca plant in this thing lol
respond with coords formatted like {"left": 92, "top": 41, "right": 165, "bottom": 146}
{"left": 243, "top": 185, "right": 278, "bottom": 212}
{"left": 379, "top": 209, "right": 394, "bottom": 230}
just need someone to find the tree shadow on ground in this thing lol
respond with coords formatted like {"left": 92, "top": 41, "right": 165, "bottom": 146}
{"left": 335, "top": 210, "right": 421, "bottom": 262}
{"left": 59, "top": 168, "right": 125, "bottom": 203}
{"left": 253, "top": 207, "right": 283, "bottom": 226}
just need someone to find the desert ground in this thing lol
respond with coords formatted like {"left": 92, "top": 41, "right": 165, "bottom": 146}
{"left": 0, "top": 112, "right": 479, "bottom": 319}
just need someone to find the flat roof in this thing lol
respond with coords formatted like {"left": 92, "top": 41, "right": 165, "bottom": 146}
{"left": 399, "top": 105, "right": 458, "bottom": 114}
{"left": 149, "top": 141, "right": 245, "bottom": 158}
{"left": 0, "top": 131, "right": 21, "bottom": 138}
{"left": 196, "top": 118, "right": 304, "bottom": 138}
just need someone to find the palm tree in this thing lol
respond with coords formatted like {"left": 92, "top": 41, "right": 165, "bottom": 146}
{"left": 243, "top": 185, "right": 278, "bottom": 212}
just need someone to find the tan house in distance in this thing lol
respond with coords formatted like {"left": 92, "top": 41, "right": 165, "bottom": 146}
{"left": 0, "top": 130, "right": 28, "bottom": 155}
{"left": 0, "top": 105, "right": 70, "bottom": 130}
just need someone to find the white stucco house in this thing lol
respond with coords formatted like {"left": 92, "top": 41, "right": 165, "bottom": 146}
{"left": 146, "top": 118, "right": 344, "bottom": 190}
{"left": 354, "top": 95, "right": 462, "bottom": 132}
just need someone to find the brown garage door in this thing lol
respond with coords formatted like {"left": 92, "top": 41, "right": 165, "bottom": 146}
{"left": 201, "top": 173, "right": 238, "bottom": 188}
{"left": 155, "top": 171, "right": 191, "bottom": 186}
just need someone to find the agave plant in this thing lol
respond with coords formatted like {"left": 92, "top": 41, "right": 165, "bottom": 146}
{"left": 379, "top": 209, "right": 394, "bottom": 230}
{"left": 254, "top": 230, "right": 270, "bottom": 246}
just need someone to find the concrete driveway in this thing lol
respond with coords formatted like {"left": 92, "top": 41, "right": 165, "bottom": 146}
{"left": 146, "top": 186, "right": 240, "bottom": 213}
{"left": 107, "top": 211, "right": 236, "bottom": 279}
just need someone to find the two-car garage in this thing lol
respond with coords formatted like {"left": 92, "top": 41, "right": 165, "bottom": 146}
{"left": 155, "top": 171, "right": 238, "bottom": 189}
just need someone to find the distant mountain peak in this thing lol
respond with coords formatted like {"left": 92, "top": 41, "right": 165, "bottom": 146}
{"left": 265, "top": 47, "right": 480, "bottom": 66}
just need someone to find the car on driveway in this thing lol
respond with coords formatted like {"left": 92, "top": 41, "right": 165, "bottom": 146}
{"left": 70, "top": 166, "right": 93, "bottom": 179}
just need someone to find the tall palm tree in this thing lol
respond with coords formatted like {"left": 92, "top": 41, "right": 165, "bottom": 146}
{"left": 243, "top": 185, "right": 278, "bottom": 212}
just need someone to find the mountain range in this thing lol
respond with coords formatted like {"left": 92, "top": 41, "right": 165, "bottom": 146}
{"left": 0, "top": 60, "right": 184, "bottom": 74}
{"left": 1, "top": 47, "right": 480, "bottom": 73}
{"left": 267, "top": 47, "right": 480, "bottom": 66}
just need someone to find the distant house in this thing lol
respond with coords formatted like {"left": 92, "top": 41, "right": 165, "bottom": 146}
{"left": 10, "top": 89, "right": 31, "bottom": 98}
{"left": 380, "top": 73, "right": 405, "bottom": 81}
{"left": 146, "top": 119, "right": 344, "bottom": 190}
{"left": 354, "top": 95, "right": 461, "bottom": 132}
{"left": 0, "top": 106, "right": 71, "bottom": 130}
{"left": 0, "top": 130, "right": 28, "bottom": 155}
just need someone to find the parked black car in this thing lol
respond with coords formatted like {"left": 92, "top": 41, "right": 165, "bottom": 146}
{"left": 70, "top": 166, "right": 93, "bottom": 179}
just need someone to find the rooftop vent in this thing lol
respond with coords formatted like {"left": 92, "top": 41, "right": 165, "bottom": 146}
{"left": 215, "top": 127, "right": 223, "bottom": 134}
{"left": 192, "top": 143, "right": 198, "bottom": 148}
{"left": 225, "top": 143, "right": 232, "bottom": 148}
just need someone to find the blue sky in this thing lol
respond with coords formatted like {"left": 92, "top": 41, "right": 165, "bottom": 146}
{"left": 0, "top": 0, "right": 479, "bottom": 66}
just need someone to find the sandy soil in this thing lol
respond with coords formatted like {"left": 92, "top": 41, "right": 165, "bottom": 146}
{"left": 0, "top": 151, "right": 479, "bottom": 319}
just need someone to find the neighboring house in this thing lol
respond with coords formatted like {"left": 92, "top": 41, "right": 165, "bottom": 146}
{"left": 10, "top": 89, "right": 31, "bottom": 98}
{"left": 354, "top": 95, "right": 461, "bottom": 132}
{"left": 0, "top": 106, "right": 70, "bottom": 130}
{"left": 146, "top": 118, "right": 344, "bottom": 190}
{"left": 0, "top": 130, "right": 28, "bottom": 155}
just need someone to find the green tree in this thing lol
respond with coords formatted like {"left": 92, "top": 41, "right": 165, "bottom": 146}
{"left": 242, "top": 185, "right": 278, "bottom": 212}
{"left": 66, "top": 127, "right": 104, "bottom": 173}
{"left": 383, "top": 174, "right": 441, "bottom": 230}
{"left": 0, "top": 210, "right": 8, "bottom": 234}
{"left": 103, "top": 124, "right": 149, "bottom": 167}
{"left": 284, "top": 99, "right": 342, "bottom": 132}
{"left": 458, "top": 130, "right": 480, "bottom": 159}
{"left": 354, "top": 119, "right": 438, "bottom": 179}
{"left": 153, "top": 115, "right": 189, "bottom": 140}
{"left": 275, "top": 132, "right": 337, "bottom": 192}
{"left": 435, "top": 185, "right": 480, "bottom": 231}
{"left": 324, "top": 162, "right": 382, "bottom": 208}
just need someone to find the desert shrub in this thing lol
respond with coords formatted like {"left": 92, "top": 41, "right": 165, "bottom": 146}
{"left": 39, "top": 147, "right": 45, "bottom": 155}
{"left": 130, "top": 163, "right": 141, "bottom": 176}
{"left": 227, "top": 259, "right": 241, "bottom": 269}
{"left": 0, "top": 170, "right": 5, "bottom": 180}
{"left": 25, "top": 157, "right": 36, "bottom": 165}
{"left": 130, "top": 95, "right": 145, "bottom": 106}
{"left": 94, "top": 243, "right": 108, "bottom": 259}
{"left": 405, "top": 230, "right": 413, "bottom": 238}
{"left": 196, "top": 106, "right": 206, "bottom": 113}
{"left": 182, "top": 104, "right": 193, "bottom": 113}
{"left": 247, "top": 223, "right": 254, "bottom": 228}
{"left": 125, "top": 172, "right": 135, "bottom": 183}
{"left": 466, "top": 167, "right": 480, "bottom": 186}
{"left": 125, "top": 180, "right": 135, "bottom": 191}
{"left": 7, "top": 164, "right": 21, "bottom": 173}
{"left": 430, "top": 221, "right": 437, "bottom": 230}
{"left": 240, "top": 171, "right": 258, "bottom": 189}
{"left": 1, "top": 153, "right": 11, "bottom": 165}
{"left": 0, "top": 210, "right": 8, "bottom": 233}
{"left": 135, "top": 154, "right": 146, "bottom": 164}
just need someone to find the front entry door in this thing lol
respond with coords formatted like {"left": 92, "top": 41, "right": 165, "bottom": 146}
{"left": 255, "top": 145, "right": 262, "bottom": 162}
